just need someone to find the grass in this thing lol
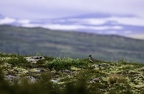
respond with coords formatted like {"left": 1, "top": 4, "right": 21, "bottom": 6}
{"left": 0, "top": 53, "right": 144, "bottom": 94}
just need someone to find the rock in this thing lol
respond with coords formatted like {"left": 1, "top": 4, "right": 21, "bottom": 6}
{"left": 32, "top": 56, "right": 45, "bottom": 60}
{"left": 92, "top": 64, "right": 99, "bottom": 68}
{"left": 93, "top": 78, "right": 100, "bottom": 82}
{"left": 63, "top": 69, "right": 71, "bottom": 73}
{"left": 25, "top": 56, "right": 45, "bottom": 63}
{"left": 27, "top": 76, "right": 36, "bottom": 83}
{"left": 27, "top": 58, "right": 36, "bottom": 62}
{"left": 90, "top": 78, "right": 100, "bottom": 83}
{"left": 51, "top": 79, "right": 59, "bottom": 83}
{"left": 5, "top": 75, "right": 19, "bottom": 82}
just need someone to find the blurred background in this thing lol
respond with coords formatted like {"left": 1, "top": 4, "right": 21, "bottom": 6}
{"left": 0, "top": 0, "right": 144, "bottom": 62}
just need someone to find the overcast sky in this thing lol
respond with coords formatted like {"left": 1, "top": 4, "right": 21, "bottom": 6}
{"left": 0, "top": 0, "right": 144, "bottom": 19}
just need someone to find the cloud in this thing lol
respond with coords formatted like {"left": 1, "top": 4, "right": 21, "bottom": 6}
{"left": 73, "top": 17, "right": 144, "bottom": 26}
{"left": 0, "top": 17, "right": 16, "bottom": 24}
{"left": 42, "top": 24, "right": 81, "bottom": 30}
{"left": 0, "top": 17, "right": 30, "bottom": 25}
{"left": 80, "top": 19, "right": 107, "bottom": 25}
{"left": 85, "top": 26, "right": 123, "bottom": 30}
{"left": 54, "top": 16, "right": 144, "bottom": 26}
{"left": 106, "top": 17, "right": 144, "bottom": 26}
{"left": 23, "top": 23, "right": 122, "bottom": 31}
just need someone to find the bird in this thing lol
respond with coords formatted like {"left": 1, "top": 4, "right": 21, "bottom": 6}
{"left": 89, "top": 55, "right": 95, "bottom": 63}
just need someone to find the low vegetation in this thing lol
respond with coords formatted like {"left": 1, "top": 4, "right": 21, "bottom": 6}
{"left": 0, "top": 53, "right": 144, "bottom": 94}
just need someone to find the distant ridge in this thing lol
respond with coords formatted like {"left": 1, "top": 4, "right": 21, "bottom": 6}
{"left": 0, "top": 25, "right": 144, "bottom": 63}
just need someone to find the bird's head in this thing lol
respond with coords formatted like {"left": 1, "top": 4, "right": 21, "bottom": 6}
{"left": 89, "top": 55, "right": 92, "bottom": 57}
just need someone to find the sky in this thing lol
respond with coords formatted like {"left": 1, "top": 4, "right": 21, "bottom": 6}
{"left": 0, "top": 0, "right": 144, "bottom": 19}
{"left": 0, "top": 0, "right": 144, "bottom": 38}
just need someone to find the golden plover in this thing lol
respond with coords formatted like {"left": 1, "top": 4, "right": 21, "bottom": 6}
{"left": 89, "top": 55, "right": 95, "bottom": 63}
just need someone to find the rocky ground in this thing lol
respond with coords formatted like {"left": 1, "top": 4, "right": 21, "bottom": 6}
{"left": 0, "top": 54, "right": 144, "bottom": 94}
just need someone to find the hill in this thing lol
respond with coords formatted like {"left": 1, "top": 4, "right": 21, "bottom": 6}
{"left": 0, "top": 25, "right": 144, "bottom": 62}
